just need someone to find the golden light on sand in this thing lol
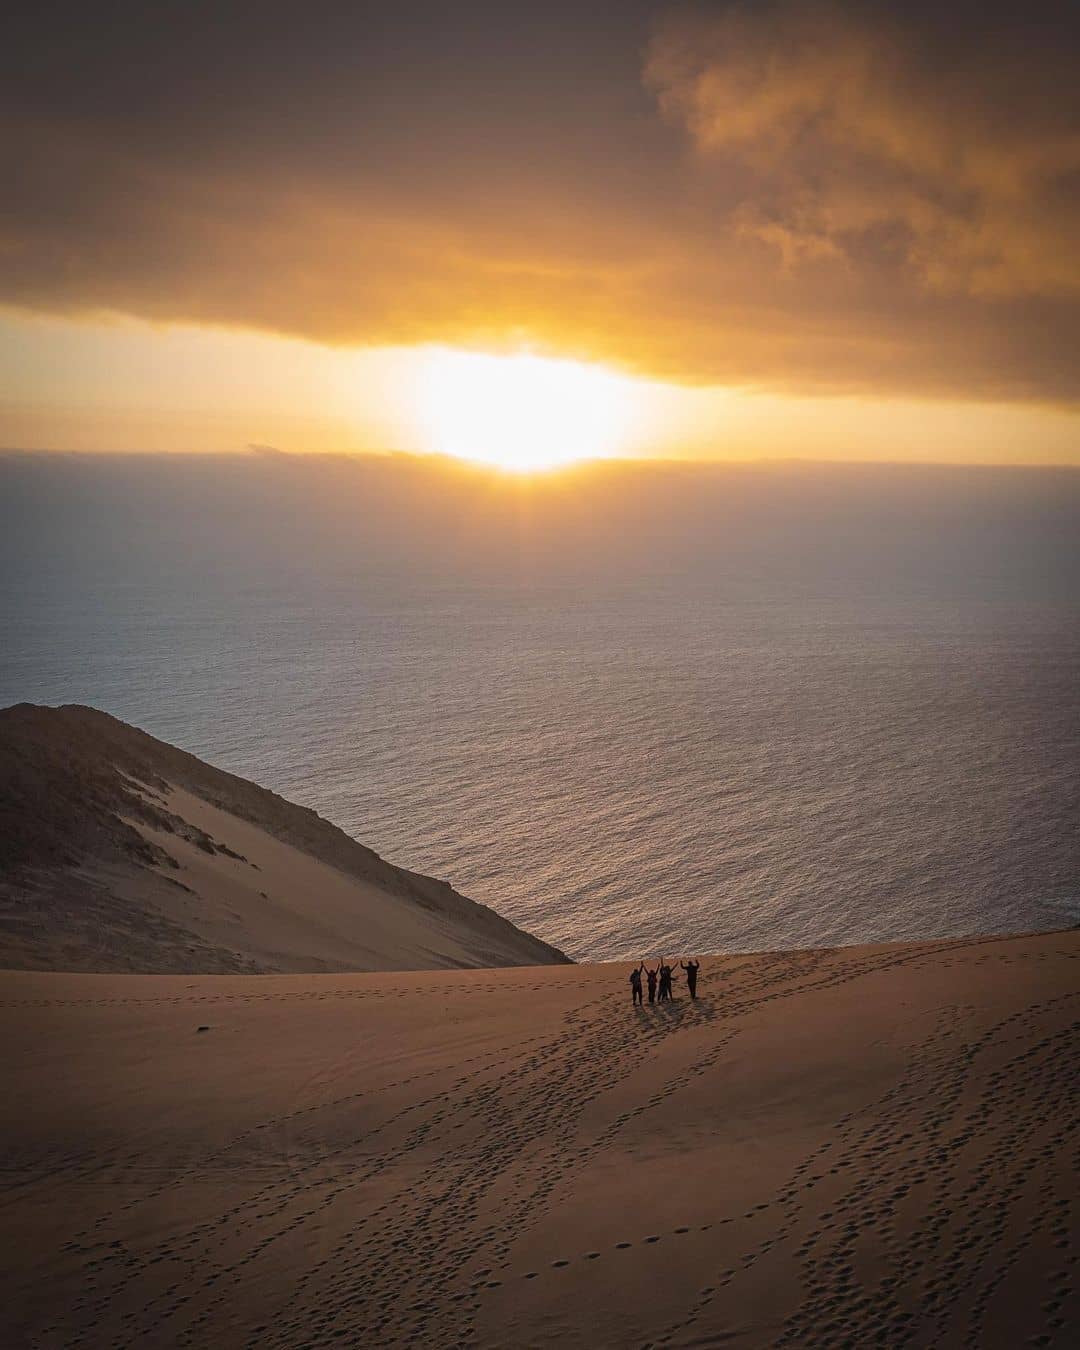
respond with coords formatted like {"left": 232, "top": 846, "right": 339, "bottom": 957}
{"left": 415, "top": 348, "right": 634, "bottom": 471}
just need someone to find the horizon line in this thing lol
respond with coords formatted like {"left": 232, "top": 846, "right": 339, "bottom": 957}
{"left": 3, "top": 446, "right": 1080, "bottom": 473}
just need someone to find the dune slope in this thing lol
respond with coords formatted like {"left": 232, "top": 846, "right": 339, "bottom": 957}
{"left": 0, "top": 703, "right": 568, "bottom": 972}
{"left": 0, "top": 930, "right": 1076, "bottom": 1347}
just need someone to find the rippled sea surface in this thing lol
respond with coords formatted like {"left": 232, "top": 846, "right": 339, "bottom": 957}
{"left": 2, "top": 454, "right": 1078, "bottom": 960}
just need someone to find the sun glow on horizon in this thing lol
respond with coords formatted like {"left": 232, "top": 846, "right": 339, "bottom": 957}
{"left": 414, "top": 349, "right": 637, "bottom": 471}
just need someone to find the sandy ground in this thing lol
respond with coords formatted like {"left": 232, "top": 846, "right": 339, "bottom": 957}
{"left": 116, "top": 784, "right": 568, "bottom": 973}
{"left": 0, "top": 929, "right": 1076, "bottom": 1348}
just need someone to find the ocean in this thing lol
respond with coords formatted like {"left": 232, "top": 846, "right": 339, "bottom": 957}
{"left": 2, "top": 451, "right": 1078, "bottom": 960}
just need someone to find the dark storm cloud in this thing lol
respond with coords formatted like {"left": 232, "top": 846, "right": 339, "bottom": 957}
{"left": 2, "top": 1, "right": 1079, "bottom": 401}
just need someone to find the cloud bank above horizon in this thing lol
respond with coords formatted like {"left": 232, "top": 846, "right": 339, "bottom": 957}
{"left": 2, "top": 0, "right": 1079, "bottom": 407}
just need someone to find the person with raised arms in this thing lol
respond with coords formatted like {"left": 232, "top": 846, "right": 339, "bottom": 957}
{"left": 681, "top": 958, "right": 700, "bottom": 999}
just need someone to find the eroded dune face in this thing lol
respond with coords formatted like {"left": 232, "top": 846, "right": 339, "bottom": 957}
{"left": 0, "top": 931, "right": 1075, "bottom": 1348}
{"left": 0, "top": 703, "right": 569, "bottom": 973}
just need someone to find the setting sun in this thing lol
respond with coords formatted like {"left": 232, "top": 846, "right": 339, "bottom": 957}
{"left": 414, "top": 349, "right": 636, "bottom": 471}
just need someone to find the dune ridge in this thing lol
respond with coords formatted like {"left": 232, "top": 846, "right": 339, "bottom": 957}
{"left": 0, "top": 703, "right": 569, "bottom": 973}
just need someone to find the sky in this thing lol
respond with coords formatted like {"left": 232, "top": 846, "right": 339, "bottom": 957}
{"left": 2, "top": 0, "right": 1078, "bottom": 465}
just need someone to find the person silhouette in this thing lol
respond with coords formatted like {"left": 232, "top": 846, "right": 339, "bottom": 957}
{"left": 644, "top": 963, "right": 659, "bottom": 1004}
{"left": 658, "top": 958, "right": 676, "bottom": 1001}
{"left": 629, "top": 962, "right": 644, "bottom": 1006}
{"left": 681, "top": 958, "right": 700, "bottom": 999}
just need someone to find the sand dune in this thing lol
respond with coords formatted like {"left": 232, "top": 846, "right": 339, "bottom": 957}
{"left": 0, "top": 929, "right": 1075, "bottom": 1346}
{"left": 0, "top": 704, "right": 568, "bottom": 972}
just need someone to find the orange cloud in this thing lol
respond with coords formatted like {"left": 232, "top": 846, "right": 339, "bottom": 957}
{"left": 1, "top": 2, "right": 1078, "bottom": 405}
{"left": 645, "top": 1, "right": 1080, "bottom": 299}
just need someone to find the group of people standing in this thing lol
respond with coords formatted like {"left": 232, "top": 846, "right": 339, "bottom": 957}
{"left": 629, "top": 958, "right": 700, "bottom": 1005}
